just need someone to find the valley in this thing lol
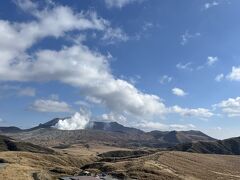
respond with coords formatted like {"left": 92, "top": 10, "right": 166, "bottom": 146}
{"left": 1, "top": 146, "right": 240, "bottom": 180}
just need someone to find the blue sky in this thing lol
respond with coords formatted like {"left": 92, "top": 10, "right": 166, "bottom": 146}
{"left": 0, "top": 0, "right": 240, "bottom": 139}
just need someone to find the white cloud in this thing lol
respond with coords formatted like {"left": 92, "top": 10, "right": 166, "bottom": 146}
{"left": 214, "top": 97, "right": 240, "bottom": 117}
{"left": 204, "top": 1, "right": 219, "bottom": 10}
{"left": 160, "top": 75, "right": 172, "bottom": 84}
{"left": 0, "top": 1, "right": 127, "bottom": 74}
{"left": 180, "top": 31, "right": 200, "bottom": 46}
{"left": 29, "top": 46, "right": 167, "bottom": 117}
{"left": 0, "top": 6, "right": 108, "bottom": 57}
{"left": 172, "top": 88, "right": 187, "bottom": 97}
{"left": 30, "top": 99, "right": 72, "bottom": 112}
{"left": 104, "top": 0, "right": 138, "bottom": 8}
{"left": 0, "top": 1, "right": 215, "bottom": 125}
{"left": 207, "top": 56, "right": 218, "bottom": 66}
{"left": 171, "top": 105, "right": 213, "bottom": 119}
{"left": 0, "top": 1, "right": 167, "bottom": 118}
{"left": 136, "top": 121, "right": 196, "bottom": 131}
{"left": 176, "top": 62, "right": 193, "bottom": 71}
{"left": 215, "top": 73, "right": 224, "bottom": 82}
{"left": 0, "top": 7, "right": 108, "bottom": 80}
{"left": 55, "top": 111, "right": 90, "bottom": 130}
{"left": 226, "top": 66, "right": 240, "bottom": 81}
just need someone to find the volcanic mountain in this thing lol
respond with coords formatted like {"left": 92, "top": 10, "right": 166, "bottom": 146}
{"left": 0, "top": 118, "right": 216, "bottom": 148}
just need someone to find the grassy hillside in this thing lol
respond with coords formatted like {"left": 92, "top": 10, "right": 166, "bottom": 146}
{"left": 82, "top": 151, "right": 240, "bottom": 180}
{"left": 0, "top": 151, "right": 97, "bottom": 180}
{"left": 171, "top": 136, "right": 240, "bottom": 155}
{"left": 1, "top": 145, "right": 240, "bottom": 179}
{"left": 0, "top": 135, "right": 54, "bottom": 154}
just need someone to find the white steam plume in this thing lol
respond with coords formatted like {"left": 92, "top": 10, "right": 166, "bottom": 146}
{"left": 55, "top": 110, "right": 90, "bottom": 130}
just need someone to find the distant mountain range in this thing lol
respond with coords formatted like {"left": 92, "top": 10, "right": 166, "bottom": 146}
{"left": 0, "top": 126, "right": 23, "bottom": 133}
{"left": 0, "top": 118, "right": 216, "bottom": 148}
{"left": 1, "top": 118, "right": 240, "bottom": 155}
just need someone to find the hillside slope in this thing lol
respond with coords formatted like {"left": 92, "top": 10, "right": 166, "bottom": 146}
{"left": 148, "top": 130, "right": 215, "bottom": 146}
{"left": 0, "top": 135, "right": 54, "bottom": 154}
{"left": 82, "top": 151, "right": 240, "bottom": 180}
{"left": 171, "top": 136, "right": 240, "bottom": 155}
{"left": 0, "top": 127, "right": 22, "bottom": 133}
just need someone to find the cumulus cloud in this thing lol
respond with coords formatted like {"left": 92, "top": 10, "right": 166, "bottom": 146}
{"left": 55, "top": 111, "right": 90, "bottom": 130}
{"left": 207, "top": 56, "right": 218, "bottom": 66}
{"left": 180, "top": 31, "right": 200, "bottom": 46}
{"left": 0, "top": 1, "right": 127, "bottom": 75}
{"left": 30, "top": 99, "right": 72, "bottom": 112}
{"left": 0, "top": 6, "right": 108, "bottom": 56}
{"left": 214, "top": 97, "right": 240, "bottom": 117}
{"left": 25, "top": 45, "right": 166, "bottom": 117}
{"left": 0, "top": 1, "right": 167, "bottom": 118}
{"left": 172, "top": 88, "right": 187, "bottom": 97}
{"left": 171, "top": 105, "right": 213, "bottom": 119}
{"left": 0, "top": 1, "right": 214, "bottom": 126}
{"left": 104, "top": 0, "right": 137, "bottom": 8}
{"left": 226, "top": 66, "right": 240, "bottom": 81}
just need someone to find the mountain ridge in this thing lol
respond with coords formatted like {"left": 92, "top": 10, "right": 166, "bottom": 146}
{"left": 0, "top": 135, "right": 54, "bottom": 154}
{"left": 0, "top": 117, "right": 216, "bottom": 148}
{"left": 171, "top": 136, "right": 240, "bottom": 155}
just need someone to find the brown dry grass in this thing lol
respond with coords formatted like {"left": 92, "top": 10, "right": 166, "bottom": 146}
{"left": 1, "top": 149, "right": 240, "bottom": 180}
{"left": 54, "top": 143, "right": 131, "bottom": 156}
{"left": 0, "top": 151, "right": 97, "bottom": 180}
{"left": 84, "top": 151, "right": 240, "bottom": 180}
